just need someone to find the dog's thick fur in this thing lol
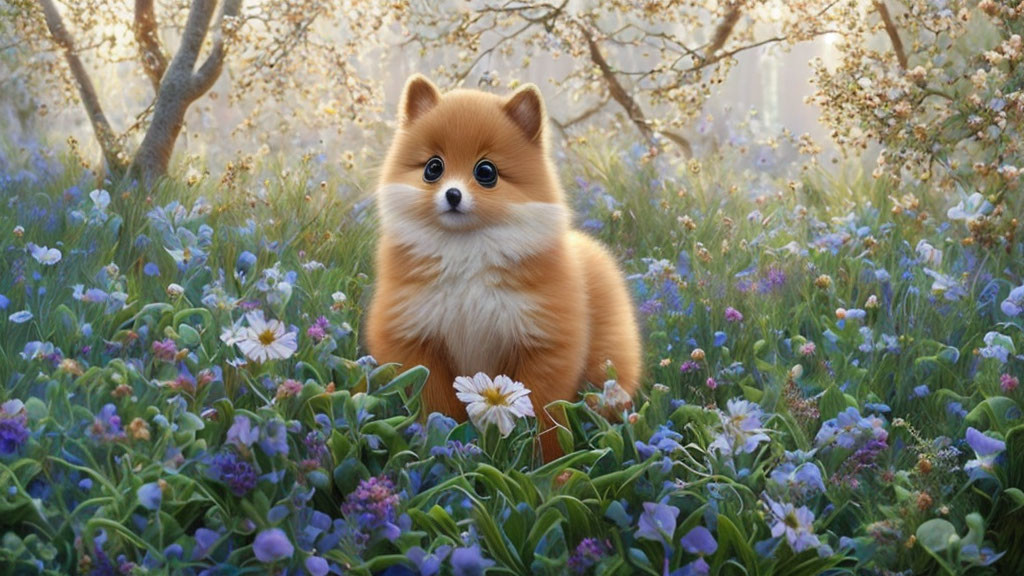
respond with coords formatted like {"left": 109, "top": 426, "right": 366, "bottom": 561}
{"left": 366, "top": 75, "right": 641, "bottom": 456}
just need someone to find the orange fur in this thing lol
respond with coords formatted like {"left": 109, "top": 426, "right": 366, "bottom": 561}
{"left": 365, "top": 75, "right": 642, "bottom": 457}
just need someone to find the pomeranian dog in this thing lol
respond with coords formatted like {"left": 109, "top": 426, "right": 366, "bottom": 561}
{"left": 366, "top": 75, "right": 641, "bottom": 455}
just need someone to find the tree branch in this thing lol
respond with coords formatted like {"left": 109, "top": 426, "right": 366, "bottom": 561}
{"left": 705, "top": 1, "right": 746, "bottom": 63}
{"left": 134, "top": 0, "right": 168, "bottom": 92}
{"left": 189, "top": 0, "right": 242, "bottom": 100}
{"left": 37, "top": 0, "right": 125, "bottom": 170}
{"left": 873, "top": 1, "right": 907, "bottom": 69}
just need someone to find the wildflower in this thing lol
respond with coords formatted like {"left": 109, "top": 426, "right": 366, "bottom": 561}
{"left": 331, "top": 291, "right": 348, "bottom": 310}
{"left": 865, "top": 294, "right": 879, "bottom": 308}
{"left": 9, "top": 310, "right": 33, "bottom": 324}
{"left": 166, "top": 283, "right": 185, "bottom": 298}
{"left": 236, "top": 251, "right": 257, "bottom": 272}
{"left": 1001, "top": 374, "right": 1019, "bottom": 393}
{"left": 947, "top": 192, "right": 993, "bottom": 222}
{"left": 768, "top": 462, "right": 825, "bottom": 500}
{"left": 276, "top": 379, "right": 303, "bottom": 399}
{"left": 635, "top": 425, "right": 684, "bottom": 460}
{"left": 13, "top": 225, "right": 23, "bottom": 237}
{"left": 88, "top": 404, "right": 125, "bottom": 442}
{"left": 151, "top": 339, "right": 178, "bottom": 362}
{"left": 305, "top": 556, "right": 330, "bottom": 576}
{"left": 680, "top": 361, "right": 700, "bottom": 373}
{"left": 814, "top": 407, "right": 887, "bottom": 451}
{"left": 724, "top": 307, "right": 743, "bottom": 322}
{"left": 127, "top": 418, "right": 150, "bottom": 441}
{"left": 451, "top": 544, "right": 495, "bottom": 576}
{"left": 206, "top": 452, "right": 258, "bottom": 496}
{"left": 979, "top": 331, "right": 1014, "bottom": 364}
{"left": 236, "top": 311, "right": 298, "bottom": 363}
{"left": 690, "top": 348, "right": 705, "bottom": 361}
{"left": 765, "top": 496, "right": 819, "bottom": 552}
{"left": 568, "top": 538, "right": 610, "bottom": 574}
{"left": 789, "top": 365, "right": 803, "bottom": 380}
{"left": 798, "top": 342, "right": 816, "bottom": 357}
{"left": 259, "top": 419, "right": 290, "bottom": 457}
{"left": 252, "top": 528, "right": 294, "bottom": 563}
{"left": 814, "top": 274, "right": 832, "bottom": 290}
{"left": 679, "top": 526, "right": 718, "bottom": 555}
{"left": 915, "top": 240, "right": 943, "bottom": 267}
{"left": 964, "top": 427, "right": 1006, "bottom": 476}
{"left": 27, "top": 243, "right": 61, "bottom": 265}
{"left": 636, "top": 501, "right": 679, "bottom": 546}
{"left": 306, "top": 316, "right": 330, "bottom": 342}
{"left": 341, "top": 476, "right": 401, "bottom": 542}
{"left": 143, "top": 262, "right": 159, "bottom": 277}
{"left": 913, "top": 384, "right": 930, "bottom": 398}
{"left": 1002, "top": 285, "right": 1024, "bottom": 316}
{"left": 453, "top": 373, "right": 534, "bottom": 437}
{"left": 137, "top": 482, "right": 162, "bottom": 511}
{"left": 706, "top": 377, "right": 718, "bottom": 389}
{"left": 0, "top": 400, "right": 29, "bottom": 455}
{"left": 224, "top": 416, "right": 258, "bottom": 451}
{"left": 709, "top": 398, "right": 771, "bottom": 456}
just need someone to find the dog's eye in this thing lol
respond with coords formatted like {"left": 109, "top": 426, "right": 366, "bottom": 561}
{"left": 423, "top": 156, "right": 444, "bottom": 183}
{"left": 473, "top": 159, "right": 497, "bottom": 188}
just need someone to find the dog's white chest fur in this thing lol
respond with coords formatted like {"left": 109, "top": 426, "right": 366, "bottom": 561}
{"left": 379, "top": 185, "right": 568, "bottom": 375}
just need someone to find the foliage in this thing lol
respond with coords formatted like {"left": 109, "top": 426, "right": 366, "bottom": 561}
{"left": 1, "top": 141, "right": 1022, "bottom": 575}
{"left": 813, "top": 0, "right": 1023, "bottom": 243}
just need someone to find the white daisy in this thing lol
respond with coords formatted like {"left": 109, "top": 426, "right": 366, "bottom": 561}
{"left": 453, "top": 373, "right": 535, "bottom": 437}
{"left": 235, "top": 311, "right": 298, "bottom": 363}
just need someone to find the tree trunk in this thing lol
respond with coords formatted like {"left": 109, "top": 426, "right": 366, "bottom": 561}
{"left": 132, "top": 0, "right": 241, "bottom": 185}
{"left": 37, "top": 0, "right": 127, "bottom": 173}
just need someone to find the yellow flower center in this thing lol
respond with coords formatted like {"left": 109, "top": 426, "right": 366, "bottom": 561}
{"left": 784, "top": 511, "right": 799, "bottom": 529}
{"left": 481, "top": 387, "right": 508, "bottom": 407}
{"left": 258, "top": 329, "right": 277, "bottom": 346}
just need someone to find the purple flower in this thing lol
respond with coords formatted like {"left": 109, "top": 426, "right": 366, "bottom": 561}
{"left": 151, "top": 338, "right": 178, "bottom": 362}
{"left": 450, "top": 544, "right": 495, "bottom": 576}
{"left": 192, "top": 528, "right": 220, "bottom": 560}
{"left": 768, "top": 462, "right": 825, "bottom": 500}
{"left": 1002, "top": 285, "right": 1024, "bottom": 316}
{"left": 1001, "top": 374, "right": 1019, "bottom": 393}
{"left": 814, "top": 407, "right": 887, "bottom": 451}
{"left": 677, "top": 557, "right": 710, "bottom": 576}
{"left": 253, "top": 528, "right": 294, "bottom": 563}
{"left": 636, "top": 501, "right": 679, "bottom": 546}
{"left": 206, "top": 452, "right": 258, "bottom": 496}
{"left": 408, "top": 545, "right": 452, "bottom": 576}
{"left": 307, "top": 316, "right": 330, "bottom": 343}
{"left": 965, "top": 427, "right": 1006, "bottom": 476}
{"left": 227, "top": 415, "right": 260, "bottom": 449}
{"left": 724, "top": 307, "right": 743, "bottom": 323}
{"left": 0, "top": 400, "right": 29, "bottom": 455}
{"left": 258, "top": 419, "right": 289, "bottom": 457}
{"left": 305, "top": 556, "right": 330, "bottom": 576}
{"left": 88, "top": 404, "right": 125, "bottom": 442}
{"left": 635, "top": 425, "right": 684, "bottom": 460}
{"left": 568, "top": 538, "right": 610, "bottom": 574}
{"left": 679, "top": 526, "right": 717, "bottom": 555}
{"left": 137, "top": 482, "right": 162, "bottom": 511}
{"left": 680, "top": 361, "right": 700, "bottom": 373}
{"left": 341, "top": 476, "right": 401, "bottom": 542}
{"left": 709, "top": 398, "right": 770, "bottom": 456}
{"left": 765, "top": 496, "right": 819, "bottom": 553}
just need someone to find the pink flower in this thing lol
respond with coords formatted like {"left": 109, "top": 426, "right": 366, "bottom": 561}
{"left": 799, "top": 342, "right": 816, "bottom": 357}
{"left": 724, "top": 307, "right": 744, "bottom": 323}
{"left": 1001, "top": 374, "right": 1019, "bottom": 393}
{"left": 706, "top": 377, "right": 718, "bottom": 390}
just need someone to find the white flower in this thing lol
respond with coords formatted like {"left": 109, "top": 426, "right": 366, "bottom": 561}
{"left": 915, "top": 240, "right": 942, "bottom": 267}
{"left": 947, "top": 192, "right": 993, "bottom": 222}
{"left": 28, "top": 244, "right": 61, "bottom": 266}
{"left": 166, "top": 283, "right": 185, "bottom": 298}
{"left": 90, "top": 189, "right": 110, "bottom": 211}
{"left": 235, "top": 311, "right": 298, "bottom": 363}
{"left": 453, "top": 373, "right": 535, "bottom": 437}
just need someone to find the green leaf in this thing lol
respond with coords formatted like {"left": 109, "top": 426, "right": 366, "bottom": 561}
{"left": 916, "top": 518, "right": 958, "bottom": 552}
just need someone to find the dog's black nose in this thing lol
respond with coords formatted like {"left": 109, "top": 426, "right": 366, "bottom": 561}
{"left": 445, "top": 188, "right": 462, "bottom": 208}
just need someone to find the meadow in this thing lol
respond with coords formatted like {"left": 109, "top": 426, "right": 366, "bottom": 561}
{"left": 0, "top": 136, "right": 1020, "bottom": 576}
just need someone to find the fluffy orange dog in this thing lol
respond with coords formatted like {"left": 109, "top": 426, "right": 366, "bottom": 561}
{"left": 366, "top": 75, "right": 641, "bottom": 453}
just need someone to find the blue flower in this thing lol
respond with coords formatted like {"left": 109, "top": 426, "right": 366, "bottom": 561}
{"left": 143, "top": 262, "right": 160, "bottom": 277}
{"left": 0, "top": 294, "right": 8, "bottom": 309}
{"left": 964, "top": 427, "right": 1005, "bottom": 477}
{"left": 237, "top": 250, "right": 258, "bottom": 272}
{"left": 1002, "top": 284, "right": 1024, "bottom": 316}
{"left": 713, "top": 331, "right": 727, "bottom": 347}
{"left": 305, "top": 556, "right": 330, "bottom": 576}
{"left": 9, "top": 310, "right": 33, "bottom": 324}
{"left": 192, "top": 528, "right": 220, "bottom": 560}
{"left": 227, "top": 415, "right": 260, "bottom": 449}
{"left": 206, "top": 452, "right": 258, "bottom": 496}
{"left": 137, "top": 482, "right": 162, "bottom": 511}
{"left": 252, "top": 528, "right": 293, "bottom": 563}
{"left": 636, "top": 501, "right": 679, "bottom": 546}
{"left": 407, "top": 545, "right": 451, "bottom": 576}
{"left": 709, "top": 398, "right": 771, "bottom": 456}
{"left": 979, "top": 332, "right": 1014, "bottom": 364}
{"left": 450, "top": 544, "right": 495, "bottom": 576}
{"left": 679, "top": 526, "right": 717, "bottom": 555}
{"left": 258, "top": 419, "right": 289, "bottom": 457}
{"left": 765, "top": 496, "right": 819, "bottom": 553}
{"left": 0, "top": 400, "right": 29, "bottom": 455}
{"left": 912, "top": 385, "right": 930, "bottom": 398}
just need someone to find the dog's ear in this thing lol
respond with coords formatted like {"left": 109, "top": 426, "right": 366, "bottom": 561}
{"left": 399, "top": 75, "right": 441, "bottom": 126}
{"left": 502, "top": 84, "right": 545, "bottom": 143}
